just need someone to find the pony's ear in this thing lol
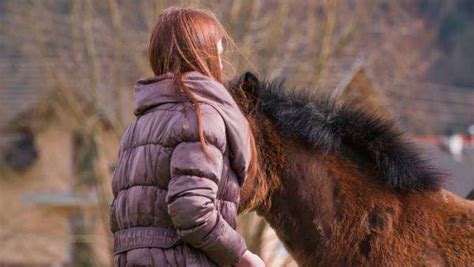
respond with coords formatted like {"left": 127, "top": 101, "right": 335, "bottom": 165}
{"left": 240, "top": 71, "right": 259, "bottom": 97}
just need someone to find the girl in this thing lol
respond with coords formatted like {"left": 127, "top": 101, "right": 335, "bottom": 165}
{"left": 109, "top": 6, "right": 265, "bottom": 267}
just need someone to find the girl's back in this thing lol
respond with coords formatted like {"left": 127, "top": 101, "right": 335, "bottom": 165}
{"left": 110, "top": 71, "right": 252, "bottom": 266}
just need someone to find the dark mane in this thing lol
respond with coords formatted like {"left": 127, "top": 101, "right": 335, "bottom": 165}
{"left": 254, "top": 78, "right": 445, "bottom": 192}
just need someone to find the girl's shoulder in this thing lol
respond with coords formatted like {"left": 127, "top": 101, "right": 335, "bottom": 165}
{"left": 146, "top": 100, "right": 228, "bottom": 150}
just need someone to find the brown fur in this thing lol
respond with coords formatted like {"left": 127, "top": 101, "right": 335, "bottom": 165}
{"left": 230, "top": 75, "right": 474, "bottom": 267}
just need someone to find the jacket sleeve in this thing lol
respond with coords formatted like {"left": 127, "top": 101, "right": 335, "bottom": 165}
{"left": 166, "top": 104, "right": 247, "bottom": 266}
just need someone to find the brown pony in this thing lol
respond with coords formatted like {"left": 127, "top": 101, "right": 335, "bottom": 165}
{"left": 227, "top": 72, "right": 474, "bottom": 267}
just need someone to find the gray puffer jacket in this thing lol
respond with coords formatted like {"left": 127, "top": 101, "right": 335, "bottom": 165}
{"left": 109, "top": 71, "right": 252, "bottom": 266}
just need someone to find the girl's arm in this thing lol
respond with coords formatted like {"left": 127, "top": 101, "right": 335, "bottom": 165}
{"left": 166, "top": 103, "right": 247, "bottom": 266}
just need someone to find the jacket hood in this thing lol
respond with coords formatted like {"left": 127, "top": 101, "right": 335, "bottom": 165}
{"left": 134, "top": 71, "right": 236, "bottom": 116}
{"left": 132, "top": 71, "right": 252, "bottom": 186}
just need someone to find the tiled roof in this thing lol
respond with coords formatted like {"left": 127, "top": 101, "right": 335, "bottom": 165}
{"left": 0, "top": 58, "right": 52, "bottom": 155}
{"left": 0, "top": 60, "right": 49, "bottom": 128}
{"left": 388, "top": 80, "right": 474, "bottom": 133}
{"left": 316, "top": 55, "right": 367, "bottom": 94}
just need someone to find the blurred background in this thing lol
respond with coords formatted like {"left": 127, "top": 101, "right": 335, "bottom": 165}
{"left": 0, "top": 0, "right": 473, "bottom": 266}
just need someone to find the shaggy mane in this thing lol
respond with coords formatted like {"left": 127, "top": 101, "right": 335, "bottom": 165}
{"left": 254, "top": 78, "right": 445, "bottom": 192}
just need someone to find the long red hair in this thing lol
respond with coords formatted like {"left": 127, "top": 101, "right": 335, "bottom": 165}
{"left": 148, "top": 6, "right": 257, "bottom": 182}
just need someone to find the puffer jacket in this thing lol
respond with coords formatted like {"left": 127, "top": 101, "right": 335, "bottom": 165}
{"left": 109, "top": 71, "right": 253, "bottom": 266}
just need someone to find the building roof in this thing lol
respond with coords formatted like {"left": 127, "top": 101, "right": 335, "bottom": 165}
{"left": 0, "top": 60, "right": 50, "bottom": 129}
{"left": 316, "top": 56, "right": 395, "bottom": 119}
{"left": 0, "top": 58, "right": 54, "bottom": 159}
{"left": 387, "top": 80, "right": 474, "bottom": 134}
{"left": 316, "top": 56, "right": 367, "bottom": 94}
